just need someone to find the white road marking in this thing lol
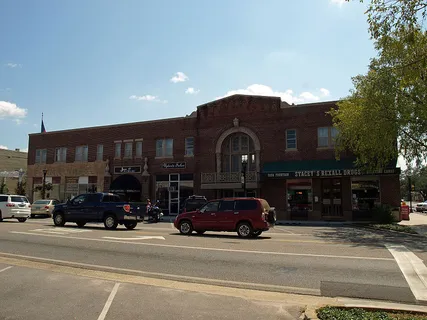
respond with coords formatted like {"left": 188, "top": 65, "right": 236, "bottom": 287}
{"left": 386, "top": 244, "right": 427, "bottom": 303}
{"left": 103, "top": 236, "right": 165, "bottom": 241}
{"left": 30, "top": 228, "right": 91, "bottom": 235}
{"left": 170, "top": 222, "right": 174, "bottom": 229}
{"left": 0, "top": 266, "right": 12, "bottom": 273}
{"left": 97, "top": 282, "right": 120, "bottom": 320}
{"left": 9, "top": 231, "right": 393, "bottom": 261}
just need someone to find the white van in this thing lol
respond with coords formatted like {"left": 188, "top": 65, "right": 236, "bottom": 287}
{"left": 0, "top": 194, "right": 31, "bottom": 222}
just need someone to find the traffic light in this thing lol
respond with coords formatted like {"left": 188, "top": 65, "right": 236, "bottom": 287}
{"left": 412, "top": 184, "right": 415, "bottom": 191}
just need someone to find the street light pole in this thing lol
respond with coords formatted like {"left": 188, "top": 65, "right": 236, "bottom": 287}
{"left": 42, "top": 169, "right": 47, "bottom": 199}
{"left": 241, "top": 155, "right": 248, "bottom": 197}
{"left": 18, "top": 168, "right": 24, "bottom": 195}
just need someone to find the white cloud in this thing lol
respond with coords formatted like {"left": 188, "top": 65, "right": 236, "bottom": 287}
{"left": 0, "top": 145, "right": 8, "bottom": 150}
{"left": 330, "top": 0, "right": 346, "bottom": 7}
{"left": 0, "top": 101, "right": 28, "bottom": 119}
{"left": 129, "top": 95, "right": 168, "bottom": 104}
{"left": 185, "top": 87, "right": 200, "bottom": 95}
{"left": 320, "top": 88, "right": 330, "bottom": 96}
{"left": 170, "top": 72, "right": 189, "bottom": 83}
{"left": 5, "top": 63, "right": 22, "bottom": 68}
{"left": 217, "top": 84, "right": 332, "bottom": 105}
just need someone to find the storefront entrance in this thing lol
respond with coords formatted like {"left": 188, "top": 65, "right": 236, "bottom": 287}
{"left": 155, "top": 174, "right": 194, "bottom": 215}
{"left": 321, "top": 178, "right": 343, "bottom": 218}
{"left": 109, "top": 174, "right": 142, "bottom": 202}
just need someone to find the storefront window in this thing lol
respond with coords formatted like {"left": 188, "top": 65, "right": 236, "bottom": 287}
{"left": 287, "top": 179, "right": 313, "bottom": 212}
{"left": 351, "top": 177, "right": 380, "bottom": 211}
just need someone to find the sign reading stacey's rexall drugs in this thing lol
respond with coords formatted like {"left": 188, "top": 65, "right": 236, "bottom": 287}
{"left": 266, "top": 168, "right": 400, "bottom": 178}
{"left": 114, "top": 166, "right": 142, "bottom": 174}
{"left": 162, "top": 162, "right": 186, "bottom": 169}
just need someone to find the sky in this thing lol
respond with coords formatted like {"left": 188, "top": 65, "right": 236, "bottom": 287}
{"left": 0, "top": 0, "right": 407, "bottom": 169}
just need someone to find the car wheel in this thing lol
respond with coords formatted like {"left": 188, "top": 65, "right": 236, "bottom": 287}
{"left": 53, "top": 213, "right": 65, "bottom": 226}
{"left": 251, "top": 230, "right": 262, "bottom": 237}
{"left": 196, "top": 230, "right": 206, "bottom": 235}
{"left": 76, "top": 221, "right": 86, "bottom": 228}
{"left": 17, "top": 218, "right": 27, "bottom": 223}
{"left": 125, "top": 222, "right": 137, "bottom": 230}
{"left": 0, "top": 210, "right": 3, "bottom": 222}
{"left": 104, "top": 214, "right": 118, "bottom": 230}
{"left": 237, "top": 222, "right": 253, "bottom": 238}
{"left": 179, "top": 220, "right": 193, "bottom": 235}
{"left": 30, "top": 214, "right": 36, "bottom": 218}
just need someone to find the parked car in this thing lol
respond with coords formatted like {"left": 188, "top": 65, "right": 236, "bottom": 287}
{"left": 0, "top": 194, "right": 31, "bottom": 222}
{"left": 31, "top": 199, "right": 60, "bottom": 218}
{"left": 180, "top": 195, "right": 208, "bottom": 214}
{"left": 416, "top": 201, "right": 427, "bottom": 212}
{"left": 52, "top": 192, "right": 144, "bottom": 230}
{"left": 174, "top": 197, "right": 276, "bottom": 238}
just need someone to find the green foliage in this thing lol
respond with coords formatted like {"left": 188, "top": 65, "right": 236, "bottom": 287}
{"left": 372, "top": 224, "right": 418, "bottom": 234}
{"left": 372, "top": 204, "right": 394, "bottom": 224}
{"left": 0, "top": 178, "right": 8, "bottom": 194}
{"left": 15, "top": 180, "right": 26, "bottom": 196}
{"left": 34, "top": 182, "right": 53, "bottom": 199}
{"left": 317, "top": 306, "right": 427, "bottom": 320}
{"left": 401, "top": 166, "right": 427, "bottom": 200}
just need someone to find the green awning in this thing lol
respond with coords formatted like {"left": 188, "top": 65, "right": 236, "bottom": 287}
{"left": 262, "top": 158, "right": 357, "bottom": 173}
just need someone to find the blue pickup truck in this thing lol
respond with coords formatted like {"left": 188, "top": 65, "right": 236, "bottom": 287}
{"left": 52, "top": 192, "right": 144, "bottom": 230}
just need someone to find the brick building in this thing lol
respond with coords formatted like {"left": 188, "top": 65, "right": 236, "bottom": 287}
{"left": 26, "top": 94, "right": 401, "bottom": 221}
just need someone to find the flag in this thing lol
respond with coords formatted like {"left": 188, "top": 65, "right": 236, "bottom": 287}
{"left": 41, "top": 113, "right": 46, "bottom": 133}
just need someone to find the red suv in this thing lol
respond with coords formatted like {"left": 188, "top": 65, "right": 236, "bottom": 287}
{"left": 174, "top": 197, "right": 276, "bottom": 238}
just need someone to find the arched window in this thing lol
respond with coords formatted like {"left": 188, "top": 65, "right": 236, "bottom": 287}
{"left": 221, "top": 133, "right": 256, "bottom": 173}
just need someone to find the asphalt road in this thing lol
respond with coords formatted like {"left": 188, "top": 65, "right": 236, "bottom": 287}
{"left": 0, "top": 217, "right": 427, "bottom": 319}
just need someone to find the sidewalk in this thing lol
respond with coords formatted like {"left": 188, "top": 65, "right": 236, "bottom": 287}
{"left": 400, "top": 211, "right": 427, "bottom": 237}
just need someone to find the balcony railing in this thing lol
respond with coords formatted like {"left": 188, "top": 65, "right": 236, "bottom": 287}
{"left": 201, "top": 171, "right": 258, "bottom": 184}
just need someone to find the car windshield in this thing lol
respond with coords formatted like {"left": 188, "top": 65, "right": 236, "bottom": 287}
{"left": 33, "top": 200, "right": 51, "bottom": 205}
{"left": 11, "top": 196, "right": 29, "bottom": 203}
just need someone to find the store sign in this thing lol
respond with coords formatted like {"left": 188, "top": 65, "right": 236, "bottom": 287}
{"left": 114, "top": 166, "right": 141, "bottom": 174}
{"left": 265, "top": 168, "right": 400, "bottom": 179}
{"left": 162, "top": 162, "right": 186, "bottom": 169}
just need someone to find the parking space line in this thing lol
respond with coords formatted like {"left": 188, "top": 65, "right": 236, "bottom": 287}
{"left": 386, "top": 244, "right": 427, "bottom": 303}
{"left": 97, "top": 282, "right": 120, "bottom": 320}
{"left": 0, "top": 266, "right": 12, "bottom": 273}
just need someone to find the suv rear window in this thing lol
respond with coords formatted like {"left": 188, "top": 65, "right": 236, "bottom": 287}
{"left": 33, "top": 200, "right": 50, "bottom": 205}
{"left": 0, "top": 196, "right": 8, "bottom": 202}
{"left": 235, "top": 199, "right": 258, "bottom": 210}
{"left": 11, "top": 196, "right": 29, "bottom": 203}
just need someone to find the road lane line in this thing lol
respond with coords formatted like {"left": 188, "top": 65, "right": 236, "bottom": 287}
{"left": 97, "top": 282, "right": 120, "bottom": 320}
{"left": 103, "top": 236, "right": 165, "bottom": 240}
{"left": 385, "top": 244, "right": 427, "bottom": 303}
{"left": 0, "top": 266, "right": 12, "bottom": 273}
{"left": 9, "top": 231, "right": 393, "bottom": 261}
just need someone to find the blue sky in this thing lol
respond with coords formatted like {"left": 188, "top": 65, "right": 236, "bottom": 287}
{"left": 0, "top": 0, "right": 384, "bottom": 159}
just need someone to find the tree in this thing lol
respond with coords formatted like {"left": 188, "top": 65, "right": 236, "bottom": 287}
{"left": 15, "top": 180, "right": 26, "bottom": 196}
{"left": 34, "top": 183, "right": 53, "bottom": 199}
{"left": 330, "top": 1, "right": 427, "bottom": 169}
{"left": 0, "top": 178, "right": 8, "bottom": 194}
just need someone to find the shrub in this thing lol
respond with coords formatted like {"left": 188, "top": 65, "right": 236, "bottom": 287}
{"left": 372, "top": 204, "right": 394, "bottom": 224}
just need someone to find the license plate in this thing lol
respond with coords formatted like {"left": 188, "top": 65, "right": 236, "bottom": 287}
{"left": 124, "top": 216, "right": 136, "bottom": 220}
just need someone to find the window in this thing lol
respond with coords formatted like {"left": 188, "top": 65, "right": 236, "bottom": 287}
{"left": 75, "top": 145, "right": 88, "bottom": 162}
{"left": 35, "top": 149, "right": 47, "bottom": 163}
{"left": 286, "top": 129, "right": 297, "bottom": 150}
{"left": 0, "top": 196, "right": 8, "bottom": 202}
{"left": 55, "top": 147, "right": 67, "bottom": 162}
{"left": 11, "top": 196, "right": 29, "bottom": 203}
{"left": 97, "top": 144, "right": 103, "bottom": 161}
{"left": 156, "top": 138, "right": 173, "bottom": 157}
{"left": 221, "top": 133, "right": 256, "bottom": 173}
{"left": 135, "top": 141, "right": 143, "bottom": 158}
{"left": 71, "top": 194, "right": 87, "bottom": 205}
{"left": 219, "top": 200, "right": 235, "bottom": 211}
{"left": 185, "top": 137, "right": 194, "bottom": 157}
{"left": 318, "top": 127, "right": 338, "bottom": 148}
{"left": 124, "top": 142, "right": 133, "bottom": 158}
{"left": 86, "top": 194, "right": 100, "bottom": 203}
{"left": 200, "top": 201, "right": 219, "bottom": 213}
{"left": 115, "top": 143, "right": 121, "bottom": 159}
{"left": 235, "top": 199, "right": 258, "bottom": 211}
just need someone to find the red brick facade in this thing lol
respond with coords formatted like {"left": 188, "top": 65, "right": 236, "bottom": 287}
{"left": 27, "top": 94, "right": 401, "bottom": 221}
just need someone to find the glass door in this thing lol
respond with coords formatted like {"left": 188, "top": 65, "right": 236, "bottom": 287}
{"left": 169, "top": 174, "right": 180, "bottom": 215}
{"left": 321, "top": 178, "right": 343, "bottom": 218}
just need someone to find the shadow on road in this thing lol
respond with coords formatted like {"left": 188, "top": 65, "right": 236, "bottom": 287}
{"left": 169, "top": 232, "right": 272, "bottom": 240}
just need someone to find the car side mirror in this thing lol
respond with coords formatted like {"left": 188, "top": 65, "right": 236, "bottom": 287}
{"left": 196, "top": 209, "right": 201, "bottom": 214}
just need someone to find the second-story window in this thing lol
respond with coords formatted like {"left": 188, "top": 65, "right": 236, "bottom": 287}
{"left": 185, "top": 137, "right": 194, "bottom": 156}
{"left": 286, "top": 129, "right": 297, "bottom": 150}
{"left": 124, "top": 142, "right": 133, "bottom": 158}
{"left": 55, "top": 147, "right": 67, "bottom": 162}
{"left": 156, "top": 138, "right": 173, "bottom": 157}
{"left": 318, "top": 127, "right": 339, "bottom": 148}
{"left": 115, "top": 143, "right": 121, "bottom": 159}
{"left": 135, "top": 141, "right": 143, "bottom": 158}
{"left": 96, "top": 144, "right": 103, "bottom": 161}
{"left": 35, "top": 149, "right": 47, "bottom": 163}
{"left": 75, "top": 145, "right": 88, "bottom": 162}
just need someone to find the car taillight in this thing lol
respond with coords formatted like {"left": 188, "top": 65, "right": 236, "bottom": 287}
{"left": 44, "top": 206, "right": 49, "bottom": 209}
{"left": 123, "top": 204, "right": 131, "bottom": 213}
{"left": 6, "top": 203, "right": 15, "bottom": 207}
